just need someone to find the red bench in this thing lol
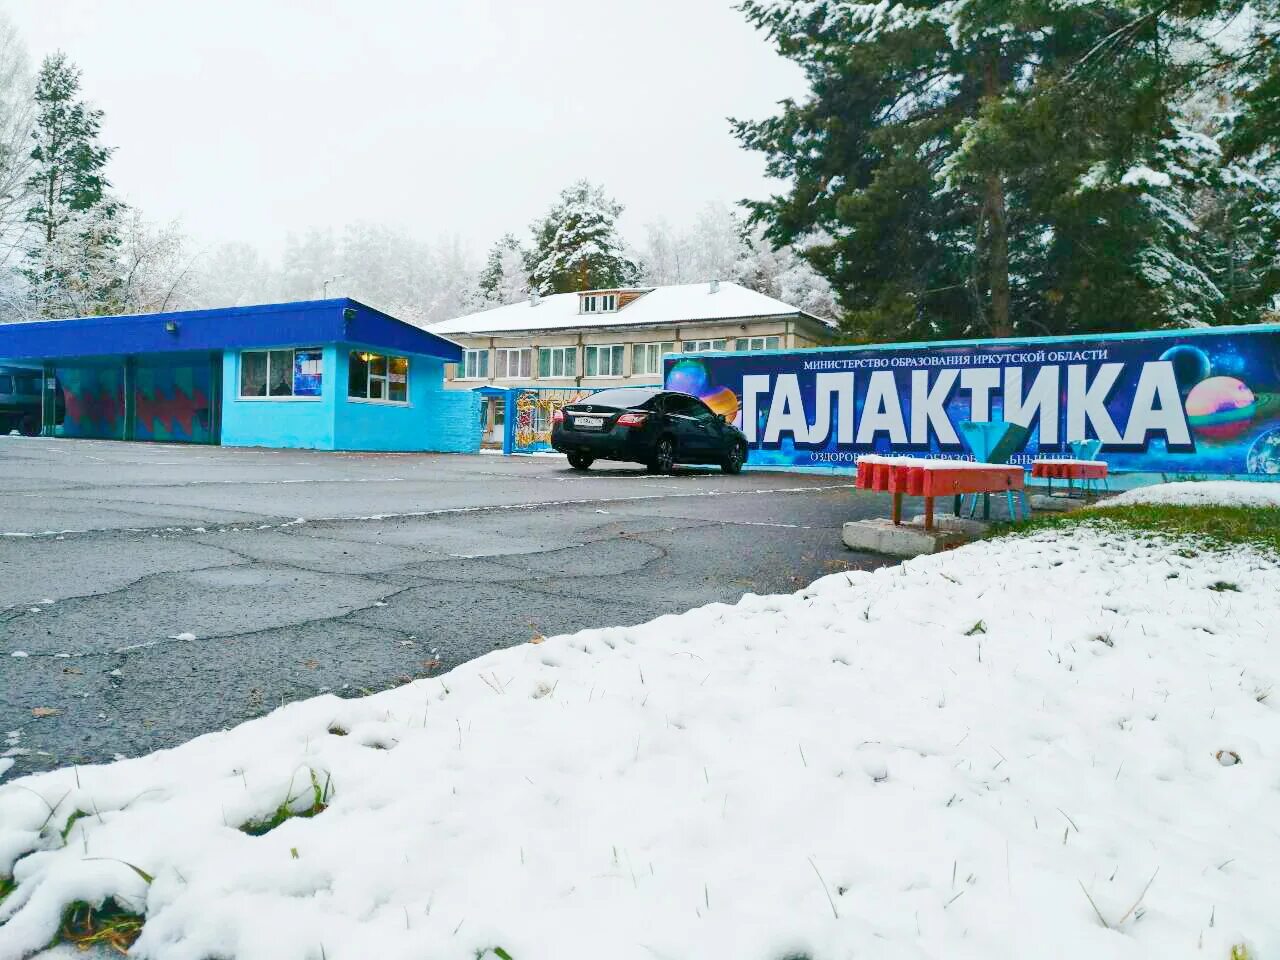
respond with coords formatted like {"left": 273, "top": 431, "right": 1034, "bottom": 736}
{"left": 855, "top": 456, "right": 1026, "bottom": 530}
{"left": 1031, "top": 459, "right": 1109, "bottom": 497}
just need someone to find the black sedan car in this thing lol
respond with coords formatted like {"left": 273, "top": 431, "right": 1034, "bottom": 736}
{"left": 551, "top": 387, "right": 749, "bottom": 474}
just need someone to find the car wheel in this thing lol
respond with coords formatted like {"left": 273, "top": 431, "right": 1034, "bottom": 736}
{"left": 567, "top": 452, "right": 594, "bottom": 471}
{"left": 721, "top": 441, "right": 746, "bottom": 475}
{"left": 649, "top": 436, "right": 676, "bottom": 474}
{"left": 18, "top": 414, "right": 39, "bottom": 436}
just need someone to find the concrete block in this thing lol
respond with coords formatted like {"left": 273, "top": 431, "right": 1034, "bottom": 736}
{"left": 842, "top": 518, "right": 968, "bottom": 557}
{"left": 906, "top": 514, "right": 990, "bottom": 537}
{"left": 1028, "top": 494, "right": 1092, "bottom": 513}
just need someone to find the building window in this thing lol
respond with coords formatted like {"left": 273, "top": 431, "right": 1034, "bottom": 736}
{"left": 584, "top": 344, "right": 625, "bottom": 378}
{"left": 681, "top": 339, "right": 728, "bottom": 353}
{"left": 735, "top": 336, "right": 781, "bottom": 352}
{"left": 633, "top": 341, "right": 675, "bottom": 377}
{"left": 349, "top": 350, "right": 409, "bottom": 403}
{"left": 496, "top": 347, "right": 532, "bottom": 379}
{"left": 462, "top": 349, "right": 489, "bottom": 380}
{"left": 239, "top": 348, "right": 323, "bottom": 399}
{"left": 581, "top": 293, "right": 617, "bottom": 314}
{"left": 538, "top": 346, "right": 577, "bottom": 378}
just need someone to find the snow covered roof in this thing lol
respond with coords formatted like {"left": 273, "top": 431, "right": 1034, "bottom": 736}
{"left": 429, "top": 281, "right": 828, "bottom": 336}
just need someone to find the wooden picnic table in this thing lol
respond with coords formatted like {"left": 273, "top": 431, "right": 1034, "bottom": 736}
{"left": 855, "top": 455, "right": 1026, "bottom": 530}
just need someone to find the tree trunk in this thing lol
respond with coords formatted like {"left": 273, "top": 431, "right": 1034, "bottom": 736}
{"left": 983, "top": 58, "right": 1012, "bottom": 339}
{"left": 985, "top": 172, "right": 1011, "bottom": 337}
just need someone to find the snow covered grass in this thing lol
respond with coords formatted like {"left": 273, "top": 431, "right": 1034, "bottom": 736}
{"left": 1001, "top": 482, "right": 1280, "bottom": 555}
{"left": 2, "top": 497, "right": 1279, "bottom": 958}
{"left": 1107, "top": 480, "right": 1280, "bottom": 510}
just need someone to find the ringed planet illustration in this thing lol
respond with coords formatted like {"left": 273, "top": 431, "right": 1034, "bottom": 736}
{"left": 1184, "top": 376, "right": 1257, "bottom": 440}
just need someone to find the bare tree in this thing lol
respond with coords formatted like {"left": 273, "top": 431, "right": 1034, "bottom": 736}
{"left": 0, "top": 14, "right": 33, "bottom": 275}
{"left": 113, "top": 210, "right": 199, "bottom": 314}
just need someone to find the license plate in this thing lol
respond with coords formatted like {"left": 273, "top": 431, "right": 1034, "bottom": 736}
{"left": 574, "top": 416, "right": 604, "bottom": 429}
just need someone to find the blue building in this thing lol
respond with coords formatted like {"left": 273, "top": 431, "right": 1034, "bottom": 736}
{"left": 0, "top": 299, "right": 482, "bottom": 452}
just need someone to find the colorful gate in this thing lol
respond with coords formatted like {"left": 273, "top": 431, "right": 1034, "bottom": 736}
{"left": 510, "top": 387, "right": 590, "bottom": 454}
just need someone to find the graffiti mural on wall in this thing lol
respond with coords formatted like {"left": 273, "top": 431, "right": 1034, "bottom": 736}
{"left": 133, "top": 361, "right": 213, "bottom": 442}
{"left": 512, "top": 388, "right": 590, "bottom": 453}
{"left": 57, "top": 358, "right": 214, "bottom": 442}
{"left": 58, "top": 367, "right": 124, "bottom": 438}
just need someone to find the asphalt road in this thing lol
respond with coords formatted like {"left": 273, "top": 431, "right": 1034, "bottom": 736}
{"left": 0, "top": 437, "right": 904, "bottom": 776}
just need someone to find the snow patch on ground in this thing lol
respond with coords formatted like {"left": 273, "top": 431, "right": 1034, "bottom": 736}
{"left": 1, "top": 527, "right": 1278, "bottom": 959}
{"left": 1108, "top": 480, "right": 1280, "bottom": 509}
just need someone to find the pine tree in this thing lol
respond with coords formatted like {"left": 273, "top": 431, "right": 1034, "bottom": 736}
{"left": 1223, "top": 3, "right": 1280, "bottom": 166}
{"left": 22, "top": 52, "right": 121, "bottom": 317}
{"left": 732, "top": 3, "right": 986, "bottom": 341}
{"left": 1207, "top": 3, "right": 1280, "bottom": 318}
{"left": 475, "top": 233, "right": 529, "bottom": 306}
{"left": 525, "top": 180, "right": 636, "bottom": 294}
{"left": 733, "top": 1, "right": 1278, "bottom": 340}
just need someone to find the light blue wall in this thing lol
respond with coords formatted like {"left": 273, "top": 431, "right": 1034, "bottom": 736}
{"left": 332, "top": 346, "right": 482, "bottom": 452}
{"left": 220, "top": 342, "right": 482, "bottom": 452}
{"left": 221, "top": 344, "right": 338, "bottom": 449}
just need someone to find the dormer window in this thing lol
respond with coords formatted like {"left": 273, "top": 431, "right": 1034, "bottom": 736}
{"left": 581, "top": 293, "right": 617, "bottom": 314}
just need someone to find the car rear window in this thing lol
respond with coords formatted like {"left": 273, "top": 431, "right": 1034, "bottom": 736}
{"left": 574, "top": 388, "right": 658, "bottom": 410}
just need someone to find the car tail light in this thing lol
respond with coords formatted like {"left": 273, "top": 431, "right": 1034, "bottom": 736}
{"left": 616, "top": 412, "right": 648, "bottom": 428}
{"left": 552, "top": 408, "right": 564, "bottom": 423}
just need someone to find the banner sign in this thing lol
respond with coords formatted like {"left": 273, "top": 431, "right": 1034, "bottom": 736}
{"left": 663, "top": 326, "right": 1280, "bottom": 475}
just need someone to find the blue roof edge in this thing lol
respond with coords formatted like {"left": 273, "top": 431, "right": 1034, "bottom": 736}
{"left": 0, "top": 298, "right": 462, "bottom": 363}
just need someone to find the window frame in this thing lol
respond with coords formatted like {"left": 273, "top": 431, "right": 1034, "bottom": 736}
{"left": 348, "top": 349, "right": 411, "bottom": 405}
{"left": 238, "top": 347, "right": 324, "bottom": 401}
{"left": 537, "top": 346, "right": 577, "bottom": 379}
{"left": 633, "top": 341, "right": 676, "bottom": 377}
{"left": 461, "top": 349, "right": 490, "bottom": 381}
{"left": 584, "top": 343, "right": 626, "bottom": 378}
{"left": 681, "top": 339, "right": 728, "bottom": 353}
{"left": 495, "top": 347, "right": 533, "bottom": 380}
{"left": 735, "top": 336, "right": 781, "bottom": 352}
{"left": 581, "top": 293, "right": 618, "bottom": 314}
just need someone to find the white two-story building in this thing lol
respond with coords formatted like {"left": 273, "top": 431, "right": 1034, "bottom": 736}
{"left": 431, "top": 280, "right": 835, "bottom": 388}
{"left": 430, "top": 280, "right": 835, "bottom": 448}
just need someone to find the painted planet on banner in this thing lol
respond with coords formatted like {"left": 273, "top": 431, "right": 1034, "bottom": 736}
{"left": 701, "top": 387, "right": 740, "bottom": 423}
{"left": 665, "top": 360, "right": 741, "bottom": 422}
{"left": 1185, "top": 376, "right": 1257, "bottom": 439}
{"left": 1159, "top": 344, "right": 1212, "bottom": 392}
{"left": 1247, "top": 427, "right": 1280, "bottom": 475}
{"left": 665, "top": 359, "right": 709, "bottom": 396}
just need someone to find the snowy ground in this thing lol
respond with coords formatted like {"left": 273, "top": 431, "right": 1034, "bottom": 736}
{"left": 2, "top": 492, "right": 1279, "bottom": 959}
{"left": 1107, "top": 479, "right": 1280, "bottom": 509}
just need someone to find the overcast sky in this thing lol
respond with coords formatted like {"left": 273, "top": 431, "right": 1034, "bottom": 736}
{"left": 2, "top": 0, "right": 805, "bottom": 257}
